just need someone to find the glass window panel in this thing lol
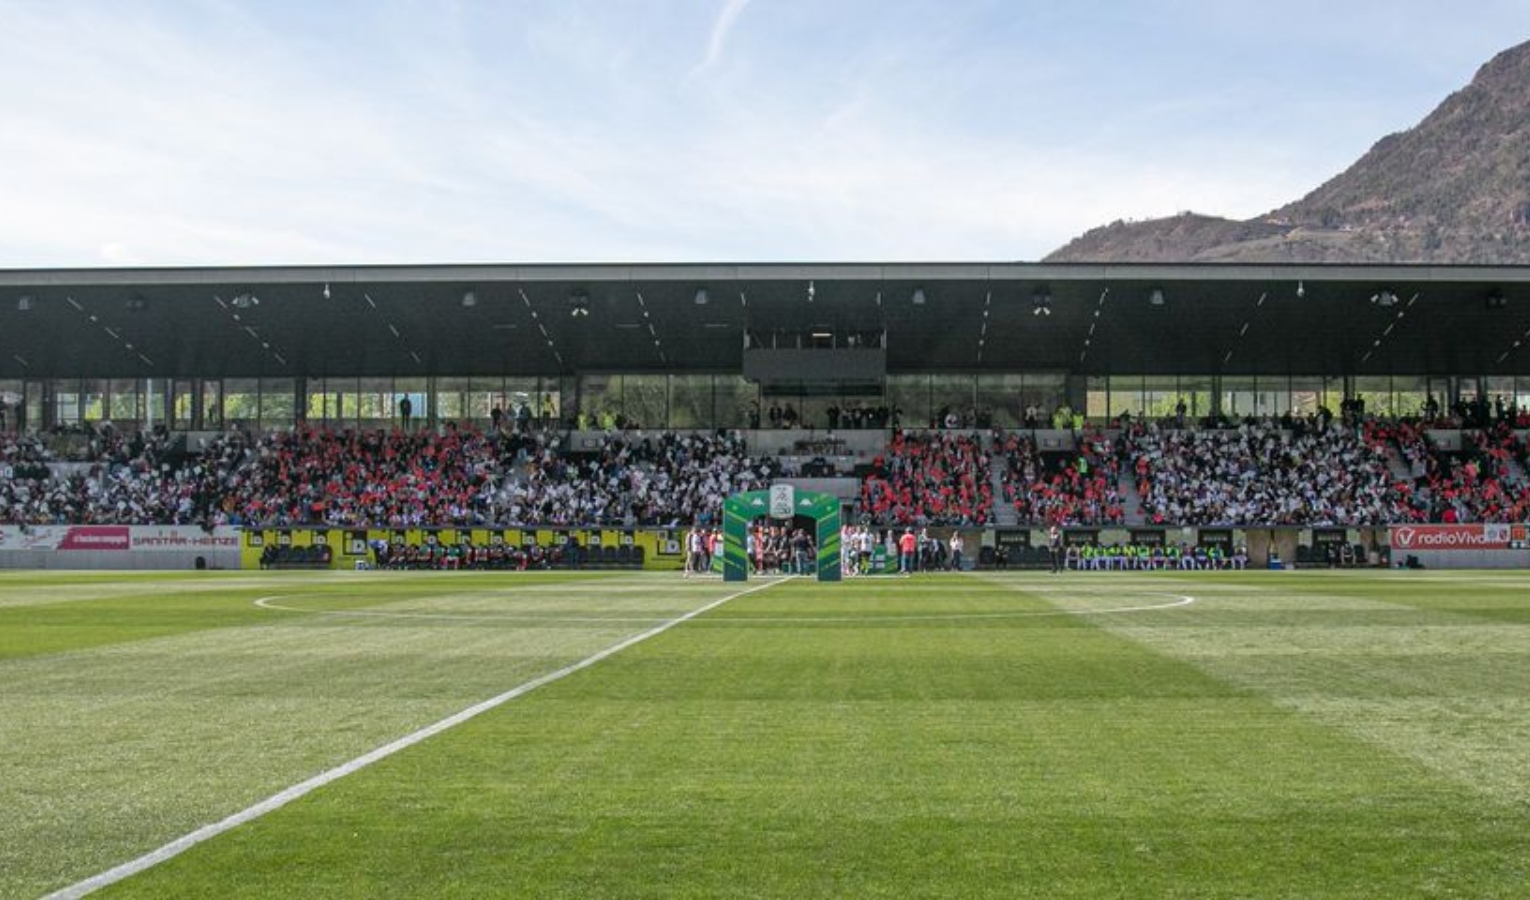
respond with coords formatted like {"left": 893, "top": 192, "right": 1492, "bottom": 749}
{"left": 0, "top": 380, "right": 22, "bottom": 432}
{"left": 393, "top": 377, "right": 426, "bottom": 426}
{"left": 623, "top": 375, "right": 667, "bottom": 428}
{"left": 144, "top": 381, "right": 167, "bottom": 427}
{"left": 1483, "top": 376, "right": 1515, "bottom": 419}
{"left": 1178, "top": 375, "right": 1213, "bottom": 422}
{"left": 534, "top": 383, "right": 556, "bottom": 427}
{"left": 670, "top": 375, "right": 715, "bottom": 428}
{"left": 1110, "top": 375, "right": 1146, "bottom": 420}
{"left": 1290, "top": 376, "right": 1323, "bottom": 418}
{"left": 717, "top": 376, "right": 756, "bottom": 428}
{"left": 171, "top": 380, "right": 195, "bottom": 429}
{"left": 557, "top": 377, "right": 578, "bottom": 426}
{"left": 357, "top": 377, "right": 391, "bottom": 427}
{"left": 330, "top": 377, "right": 359, "bottom": 427}
{"left": 1392, "top": 375, "right": 1428, "bottom": 419}
{"left": 25, "top": 381, "right": 46, "bottom": 430}
{"left": 1220, "top": 376, "right": 1256, "bottom": 419}
{"left": 499, "top": 377, "right": 536, "bottom": 429}
{"left": 81, "top": 379, "right": 107, "bottom": 422}
{"left": 1084, "top": 376, "right": 1110, "bottom": 421}
{"left": 1354, "top": 376, "right": 1393, "bottom": 419}
{"left": 579, "top": 375, "right": 619, "bottom": 429}
{"left": 976, "top": 374, "right": 1025, "bottom": 428}
{"left": 799, "top": 395, "right": 839, "bottom": 431}
{"left": 306, "top": 377, "right": 340, "bottom": 423}
{"left": 928, "top": 375, "right": 974, "bottom": 428}
{"left": 260, "top": 378, "right": 296, "bottom": 428}
{"left": 436, "top": 376, "right": 470, "bottom": 423}
{"left": 1251, "top": 375, "right": 1289, "bottom": 418}
{"left": 535, "top": 378, "right": 563, "bottom": 428}
{"left": 1142, "top": 376, "right": 1179, "bottom": 420}
{"left": 887, "top": 375, "right": 928, "bottom": 430}
{"left": 108, "top": 378, "right": 140, "bottom": 422}
{"left": 1021, "top": 374, "right": 1066, "bottom": 425}
{"left": 201, "top": 381, "right": 223, "bottom": 429}
{"left": 56, "top": 381, "right": 82, "bottom": 425}
{"left": 464, "top": 377, "right": 501, "bottom": 424}
{"left": 223, "top": 379, "right": 259, "bottom": 427}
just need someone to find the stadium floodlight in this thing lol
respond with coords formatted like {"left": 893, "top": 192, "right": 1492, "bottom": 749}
{"left": 1031, "top": 288, "right": 1052, "bottom": 316}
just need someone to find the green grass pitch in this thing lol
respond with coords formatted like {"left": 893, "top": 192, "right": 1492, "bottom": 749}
{"left": 2, "top": 569, "right": 1528, "bottom": 898}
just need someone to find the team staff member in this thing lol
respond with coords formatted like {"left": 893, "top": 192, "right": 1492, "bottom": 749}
{"left": 898, "top": 528, "right": 918, "bottom": 574}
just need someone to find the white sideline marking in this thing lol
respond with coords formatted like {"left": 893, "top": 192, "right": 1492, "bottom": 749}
{"left": 45, "top": 578, "right": 786, "bottom": 900}
{"left": 254, "top": 589, "right": 1193, "bottom": 625}
{"left": 254, "top": 594, "right": 677, "bottom": 624}
{"left": 702, "top": 592, "right": 1194, "bottom": 623}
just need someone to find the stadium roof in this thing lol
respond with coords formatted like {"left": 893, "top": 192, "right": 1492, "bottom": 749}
{"left": 2, "top": 262, "right": 1529, "bottom": 379}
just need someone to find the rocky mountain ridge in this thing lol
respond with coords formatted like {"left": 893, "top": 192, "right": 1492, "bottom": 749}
{"left": 1046, "top": 40, "right": 1530, "bottom": 264}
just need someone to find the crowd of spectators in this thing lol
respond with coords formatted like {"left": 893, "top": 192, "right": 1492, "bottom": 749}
{"left": 1370, "top": 420, "right": 1530, "bottom": 524}
{"left": 1124, "top": 419, "right": 1395, "bottom": 526}
{"left": 11, "top": 413, "right": 1530, "bottom": 530}
{"left": 213, "top": 425, "right": 507, "bottom": 527}
{"left": 1000, "top": 429, "right": 1124, "bottom": 526}
{"left": 860, "top": 430, "right": 992, "bottom": 526}
{"left": 201, "top": 426, "right": 780, "bottom": 529}
{"left": 0, "top": 424, "right": 217, "bottom": 525}
{"left": 490, "top": 430, "right": 779, "bottom": 528}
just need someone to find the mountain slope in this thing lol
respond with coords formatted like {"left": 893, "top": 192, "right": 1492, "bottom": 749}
{"left": 1047, "top": 41, "right": 1530, "bottom": 264}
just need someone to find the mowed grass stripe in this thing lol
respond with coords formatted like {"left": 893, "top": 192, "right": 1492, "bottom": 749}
{"left": 0, "top": 571, "right": 632, "bottom": 660}
{"left": 1068, "top": 571, "right": 1530, "bottom": 814}
{"left": 99, "top": 575, "right": 1530, "bottom": 898}
{"left": 1, "top": 573, "right": 757, "bottom": 900}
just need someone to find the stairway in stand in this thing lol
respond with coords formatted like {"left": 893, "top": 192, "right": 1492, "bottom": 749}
{"left": 989, "top": 452, "right": 1018, "bottom": 526}
{"left": 1118, "top": 467, "right": 1149, "bottom": 527}
{"left": 1382, "top": 442, "right": 1414, "bottom": 483}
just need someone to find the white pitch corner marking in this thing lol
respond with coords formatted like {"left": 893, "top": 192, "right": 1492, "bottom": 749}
{"left": 44, "top": 578, "right": 786, "bottom": 900}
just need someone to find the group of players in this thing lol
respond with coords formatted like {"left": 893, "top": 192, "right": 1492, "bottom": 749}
{"left": 366, "top": 528, "right": 1247, "bottom": 575}
{"left": 1056, "top": 541, "right": 1249, "bottom": 571}
{"left": 368, "top": 538, "right": 566, "bottom": 570}
{"left": 682, "top": 522, "right": 970, "bottom": 578}
{"left": 746, "top": 525, "right": 818, "bottom": 576}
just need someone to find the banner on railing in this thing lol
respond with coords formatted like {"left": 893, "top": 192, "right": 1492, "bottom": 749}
{"left": 1389, "top": 523, "right": 1530, "bottom": 569}
{"left": 0, "top": 525, "right": 238, "bottom": 552}
{"left": 1389, "top": 524, "right": 1528, "bottom": 552}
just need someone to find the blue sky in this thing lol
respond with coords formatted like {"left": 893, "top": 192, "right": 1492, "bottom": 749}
{"left": 1, "top": 1, "right": 1526, "bottom": 266}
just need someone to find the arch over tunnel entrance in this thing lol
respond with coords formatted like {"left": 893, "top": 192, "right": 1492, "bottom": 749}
{"left": 722, "top": 485, "right": 841, "bottom": 582}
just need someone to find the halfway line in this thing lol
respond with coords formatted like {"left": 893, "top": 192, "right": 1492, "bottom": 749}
{"left": 45, "top": 577, "right": 787, "bottom": 900}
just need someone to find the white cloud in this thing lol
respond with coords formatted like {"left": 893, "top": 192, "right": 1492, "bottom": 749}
{"left": 0, "top": 3, "right": 1524, "bottom": 267}
{"left": 691, "top": 0, "right": 752, "bottom": 76}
